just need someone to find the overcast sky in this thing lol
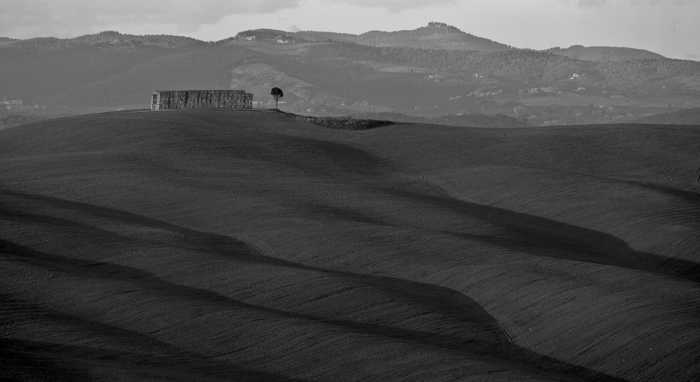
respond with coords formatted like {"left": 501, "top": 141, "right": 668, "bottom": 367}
{"left": 0, "top": 0, "right": 697, "bottom": 60}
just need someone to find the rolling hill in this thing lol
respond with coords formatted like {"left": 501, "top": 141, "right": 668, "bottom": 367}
{"left": 1, "top": 110, "right": 699, "bottom": 381}
{"left": 237, "top": 22, "right": 512, "bottom": 52}
{"left": 327, "top": 22, "right": 512, "bottom": 52}
{"left": 0, "top": 30, "right": 207, "bottom": 50}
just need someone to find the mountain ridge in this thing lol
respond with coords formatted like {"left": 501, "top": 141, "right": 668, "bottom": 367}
{"left": 0, "top": 31, "right": 207, "bottom": 50}
{"left": 0, "top": 23, "right": 675, "bottom": 59}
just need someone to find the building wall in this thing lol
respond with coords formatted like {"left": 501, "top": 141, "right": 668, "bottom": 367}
{"left": 151, "top": 90, "right": 253, "bottom": 110}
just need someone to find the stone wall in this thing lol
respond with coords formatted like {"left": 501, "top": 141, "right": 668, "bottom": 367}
{"left": 151, "top": 90, "right": 253, "bottom": 110}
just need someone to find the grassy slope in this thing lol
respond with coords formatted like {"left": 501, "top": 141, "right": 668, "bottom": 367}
{"left": 1, "top": 110, "right": 699, "bottom": 381}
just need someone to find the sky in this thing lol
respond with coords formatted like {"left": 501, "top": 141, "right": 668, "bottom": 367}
{"left": 0, "top": 0, "right": 698, "bottom": 60}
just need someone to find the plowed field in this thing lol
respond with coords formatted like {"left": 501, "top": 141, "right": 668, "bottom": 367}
{"left": 1, "top": 110, "right": 699, "bottom": 381}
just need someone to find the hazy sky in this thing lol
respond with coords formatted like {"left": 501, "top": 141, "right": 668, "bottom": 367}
{"left": 0, "top": 0, "right": 698, "bottom": 60}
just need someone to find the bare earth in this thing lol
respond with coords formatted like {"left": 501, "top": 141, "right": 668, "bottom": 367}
{"left": 1, "top": 110, "right": 699, "bottom": 381}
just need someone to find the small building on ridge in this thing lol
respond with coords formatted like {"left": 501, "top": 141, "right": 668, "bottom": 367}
{"left": 151, "top": 90, "right": 253, "bottom": 110}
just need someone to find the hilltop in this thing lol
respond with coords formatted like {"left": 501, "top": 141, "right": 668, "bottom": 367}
{"left": 1, "top": 110, "right": 699, "bottom": 381}
{"left": 233, "top": 22, "right": 511, "bottom": 52}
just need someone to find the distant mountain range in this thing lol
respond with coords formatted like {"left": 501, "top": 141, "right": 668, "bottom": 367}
{"left": 283, "top": 22, "right": 512, "bottom": 52}
{"left": 0, "top": 30, "right": 206, "bottom": 50}
{"left": 1, "top": 23, "right": 699, "bottom": 126}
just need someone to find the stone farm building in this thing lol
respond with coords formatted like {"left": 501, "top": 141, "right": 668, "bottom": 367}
{"left": 151, "top": 90, "right": 253, "bottom": 110}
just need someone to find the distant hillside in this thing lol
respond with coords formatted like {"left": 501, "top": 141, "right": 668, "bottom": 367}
{"left": 354, "top": 22, "right": 512, "bottom": 52}
{"left": 1, "top": 31, "right": 206, "bottom": 51}
{"left": 36, "top": 45, "right": 263, "bottom": 107}
{"left": 0, "top": 43, "right": 191, "bottom": 101}
{"left": 0, "top": 37, "right": 18, "bottom": 46}
{"left": 233, "top": 29, "right": 310, "bottom": 43}
{"left": 549, "top": 45, "right": 666, "bottom": 61}
{"left": 2, "top": 24, "right": 700, "bottom": 125}
{"left": 294, "top": 31, "right": 362, "bottom": 43}
{"left": 305, "top": 42, "right": 700, "bottom": 91}
{"left": 231, "top": 28, "right": 362, "bottom": 44}
{"left": 0, "top": 113, "right": 47, "bottom": 130}
{"left": 235, "top": 23, "right": 512, "bottom": 52}
{"left": 633, "top": 107, "right": 700, "bottom": 125}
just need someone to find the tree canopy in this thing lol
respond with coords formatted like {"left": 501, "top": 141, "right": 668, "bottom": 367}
{"left": 271, "top": 87, "right": 283, "bottom": 109}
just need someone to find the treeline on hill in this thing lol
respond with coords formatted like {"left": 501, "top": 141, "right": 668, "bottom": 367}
{"left": 305, "top": 43, "right": 700, "bottom": 92}
{"left": 1, "top": 31, "right": 206, "bottom": 51}
{"left": 297, "top": 116, "right": 394, "bottom": 130}
{"left": 0, "top": 114, "right": 46, "bottom": 129}
{"left": 354, "top": 112, "right": 530, "bottom": 128}
{"left": 234, "top": 29, "right": 313, "bottom": 43}
{"left": 547, "top": 46, "right": 665, "bottom": 61}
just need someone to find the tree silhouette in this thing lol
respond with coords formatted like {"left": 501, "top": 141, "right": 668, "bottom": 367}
{"left": 271, "top": 87, "right": 283, "bottom": 110}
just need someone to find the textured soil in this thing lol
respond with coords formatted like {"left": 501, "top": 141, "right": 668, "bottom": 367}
{"left": 1, "top": 110, "right": 699, "bottom": 381}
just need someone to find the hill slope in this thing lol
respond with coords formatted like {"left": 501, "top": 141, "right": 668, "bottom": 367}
{"left": 237, "top": 22, "right": 512, "bottom": 52}
{"left": 549, "top": 45, "right": 666, "bottom": 61}
{"left": 352, "top": 22, "right": 512, "bottom": 52}
{"left": 0, "top": 31, "right": 206, "bottom": 50}
{"left": 1, "top": 110, "right": 699, "bottom": 381}
{"left": 633, "top": 107, "right": 700, "bottom": 125}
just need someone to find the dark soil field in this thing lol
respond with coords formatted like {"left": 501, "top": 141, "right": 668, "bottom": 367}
{"left": 1, "top": 110, "right": 699, "bottom": 381}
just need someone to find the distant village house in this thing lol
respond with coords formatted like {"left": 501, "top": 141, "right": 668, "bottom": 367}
{"left": 1, "top": 97, "right": 24, "bottom": 110}
{"left": 1, "top": 97, "right": 23, "bottom": 106}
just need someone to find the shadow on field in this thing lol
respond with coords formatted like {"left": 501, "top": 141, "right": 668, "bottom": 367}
{"left": 0, "top": 238, "right": 629, "bottom": 382}
{"left": 0, "top": 337, "right": 93, "bottom": 382}
{"left": 0, "top": 336, "right": 302, "bottom": 382}
{"left": 1, "top": 189, "right": 631, "bottom": 381}
{"left": 381, "top": 188, "right": 700, "bottom": 284}
{"left": 625, "top": 179, "right": 700, "bottom": 205}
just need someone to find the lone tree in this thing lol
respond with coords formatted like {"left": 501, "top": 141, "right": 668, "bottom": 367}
{"left": 271, "top": 87, "right": 283, "bottom": 110}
